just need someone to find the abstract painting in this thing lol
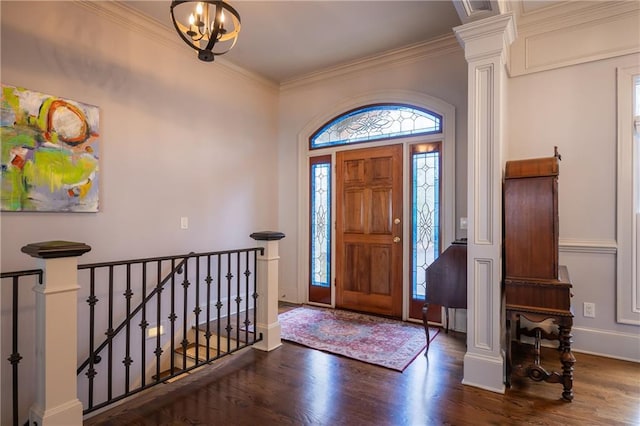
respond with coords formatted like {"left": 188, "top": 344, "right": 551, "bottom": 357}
{"left": 1, "top": 85, "right": 100, "bottom": 212}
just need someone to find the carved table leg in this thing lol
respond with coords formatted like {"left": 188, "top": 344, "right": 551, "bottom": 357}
{"left": 422, "top": 303, "right": 430, "bottom": 355}
{"left": 558, "top": 324, "right": 575, "bottom": 401}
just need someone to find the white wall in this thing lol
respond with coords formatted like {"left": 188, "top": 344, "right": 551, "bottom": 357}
{"left": 0, "top": 2, "right": 279, "bottom": 423}
{"left": 0, "top": 1, "right": 279, "bottom": 269}
{"left": 507, "top": 52, "right": 640, "bottom": 360}
{"left": 276, "top": 41, "right": 469, "bottom": 303}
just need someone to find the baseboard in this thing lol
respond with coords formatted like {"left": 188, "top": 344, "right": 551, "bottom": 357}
{"left": 571, "top": 326, "right": 640, "bottom": 362}
{"left": 462, "top": 352, "right": 506, "bottom": 394}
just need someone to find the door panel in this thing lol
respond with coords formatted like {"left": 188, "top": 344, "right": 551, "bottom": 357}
{"left": 344, "top": 190, "right": 365, "bottom": 233}
{"left": 371, "top": 189, "right": 392, "bottom": 233}
{"left": 344, "top": 159, "right": 365, "bottom": 183}
{"left": 336, "top": 144, "right": 402, "bottom": 318}
{"left": 370, "top": 245, "right": 391, "bottom": 294}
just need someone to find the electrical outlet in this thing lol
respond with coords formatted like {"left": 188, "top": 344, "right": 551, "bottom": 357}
{"left": 583, "top": 302, "right": 595, "bottom": 318}
{"left": 180, "top": 217, "right": 189, "bottom": 230}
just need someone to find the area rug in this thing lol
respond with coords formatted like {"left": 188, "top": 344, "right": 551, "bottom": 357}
{"left": 278, "top": 306, "right": 439, "bottom": 371}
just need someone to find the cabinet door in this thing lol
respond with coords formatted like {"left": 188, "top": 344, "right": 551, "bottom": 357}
{"left": 504, "top": 176, "right": 558, "bottom": 280}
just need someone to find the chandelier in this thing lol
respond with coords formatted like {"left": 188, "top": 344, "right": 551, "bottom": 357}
{"left": 170, "top": 1, "right": 241, "bottom": 62}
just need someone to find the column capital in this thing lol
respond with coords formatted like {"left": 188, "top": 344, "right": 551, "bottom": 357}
{"left": 454, "top": 12, "right": 517, "bottom": 63}
{"left": 21, "top": 240, "right": 91, "bottom": 259}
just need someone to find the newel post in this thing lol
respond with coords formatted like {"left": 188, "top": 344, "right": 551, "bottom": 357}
{"left": 250, "top": 231, "right": 285, "bottom": 352}
{"left": 21, "top": 241, "right": 91, "bottom": 426}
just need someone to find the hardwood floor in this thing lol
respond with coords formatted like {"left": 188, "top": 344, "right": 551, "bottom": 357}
{"left": 84, "top": 321, "right": 639, "bottom": 426}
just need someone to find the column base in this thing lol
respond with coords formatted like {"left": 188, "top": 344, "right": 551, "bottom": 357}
{"left": 253, "top": 322, "right": 282, "bottom": 352}
{"left": 30, "top": 398, "right": 83, "bottom": 426}
{"left": 462, "top": 351, "right": 506, "bottom": 394}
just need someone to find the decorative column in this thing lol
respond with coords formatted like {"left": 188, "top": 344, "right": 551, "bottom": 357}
{"left": 454, "top": 13, "right": 516, "bottom": 393}
{"left": 250, "top": 231, "right": 285, "bottom": 352}
{"left": 21, "top": 241, "right": 91, "bottom": 426}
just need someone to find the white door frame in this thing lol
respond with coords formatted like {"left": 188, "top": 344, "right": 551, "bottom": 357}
{"left": 297, "top": 90, "right": 457, "bottom": 321}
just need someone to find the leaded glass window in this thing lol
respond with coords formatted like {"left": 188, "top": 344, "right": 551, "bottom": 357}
{"left": 310, "top": 160, "right": 331, "bottom": 288}
{"left": 411, "top": 146, "right": 440, "bottom": 301}
{"left": 310, "top": 104, "right": 442, "bottom": 149}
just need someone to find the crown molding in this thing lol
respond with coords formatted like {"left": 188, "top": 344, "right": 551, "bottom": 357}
{"left": 71, "top": 0, "right": 279, "bottom": 92}
{"left": 280, "top": 33, "right": 463, "bottom": 92}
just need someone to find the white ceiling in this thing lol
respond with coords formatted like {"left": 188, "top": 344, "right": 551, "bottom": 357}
{"left": 125, "top": 1, "right": 463, "bottom": 84}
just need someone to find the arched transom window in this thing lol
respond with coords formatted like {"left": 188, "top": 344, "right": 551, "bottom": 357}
{"left": 309, "top": 103, "right": 442, "bottom": 149}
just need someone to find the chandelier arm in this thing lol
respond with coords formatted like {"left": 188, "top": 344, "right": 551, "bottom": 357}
{"left": 203, "top": 4, "right": 223, "bottom": 53}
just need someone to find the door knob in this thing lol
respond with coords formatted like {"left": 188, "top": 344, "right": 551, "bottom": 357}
{"left": 393, "top": 237, "right": 401, "bottom": 243}
{"left": 394, "top": 218, "right": 401, "bottom": 225}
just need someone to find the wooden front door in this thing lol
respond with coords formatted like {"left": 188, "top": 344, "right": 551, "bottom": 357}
{"left": 336, "top": 144, "right": 403, "bottom": 318}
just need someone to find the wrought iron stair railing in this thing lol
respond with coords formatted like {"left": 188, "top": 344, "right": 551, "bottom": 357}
{"left": 2, "top": 246, "right": 264, "bottom": 425}
{"left": 76, "top": 248, "right": 263, "bottom": 415}
{"left": 0, "top": 269, "right": 44, "bottom": 426}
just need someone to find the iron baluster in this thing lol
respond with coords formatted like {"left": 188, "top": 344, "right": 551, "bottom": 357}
{"left": 86, "top": 267, "right": 98, "bottom": 411}
{"left": 244, "top": 251, "right": 251, "bottom": 344}
{"left": 235, "top": 251, "right": 241, "bottom": 347}
{"left": 155, "top": 260, "right": 163, "bottom": 383}
{"left": 205, "top": 255, "right": 212, "bottom": 361}
{"left": 226, "top": 254, "right": 233, "bottom": 354}
{"left": 107, "top": 265, "right": 114, "bottom": 401}
{"left": 181, "top": 257, "right": 190, "bottom": 371}
{"left": 216, "top": 254, "right": 222, "bottom": 358}
{"left": 140, "top": 261, "right": 147, "bottom": 388}
{"left": 10, "top": 276, "right": 21, "bottom": 426}
{"left": 194, "top": 257, "right": 201, "bottom": 364}
{"left": 169, "top": 258, "right": 176, "bottom": 375}
{"left": 123, "top": 263, "right": 133, "bottom": 394}
{"left": 253, "top": 250, "right": 260, "bottom": 343}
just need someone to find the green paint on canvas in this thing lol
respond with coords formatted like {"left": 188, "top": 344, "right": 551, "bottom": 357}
{"left": 26, "top": 148, "right": 97, "bottom": 192}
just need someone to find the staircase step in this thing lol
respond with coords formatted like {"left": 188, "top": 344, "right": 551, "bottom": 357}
{"left": 152, "top": 367, "right": 188, "bottom": 383}
{"left": 173, "top": 342, "right": 231, "bottom": 368}
{"left": 193, "top": 334, "right": 243, "bottom": 350}
{"left": 195, "top": 310, "right": 255, "bottom": 343}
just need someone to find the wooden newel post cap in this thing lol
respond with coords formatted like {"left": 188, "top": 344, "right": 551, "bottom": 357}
{"left": 250, "top": 231, "right": 286, "bottom": 241}
{"left": 21, "top": 240, "right": 92, "bottom": 259}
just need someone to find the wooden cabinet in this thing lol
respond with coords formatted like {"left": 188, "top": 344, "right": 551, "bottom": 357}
{"left": 504, "top": 155, "right": 559, "bottom": 280}
{"left": 503, "top": 149, "right": 575, "bottom": 402}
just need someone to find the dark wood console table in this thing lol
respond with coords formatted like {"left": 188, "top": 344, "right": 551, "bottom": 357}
{"left": 505, "top": 266, "right": 575, "bottom": 401}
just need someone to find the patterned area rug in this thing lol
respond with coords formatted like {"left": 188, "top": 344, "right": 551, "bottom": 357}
{"left": 278, "top": 306, "right": 439, "bottom": 371}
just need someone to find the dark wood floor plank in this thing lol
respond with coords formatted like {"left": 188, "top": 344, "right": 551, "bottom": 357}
{"left": 85, "top": 329, "right": 640, "bottom": 426}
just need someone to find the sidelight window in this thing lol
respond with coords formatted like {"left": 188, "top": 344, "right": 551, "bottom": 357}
{"left": 410, "top": 144, "right": 441, "bottom": 314}
{"left": 309, "top": 156, "right": 332, "bottom": 304}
